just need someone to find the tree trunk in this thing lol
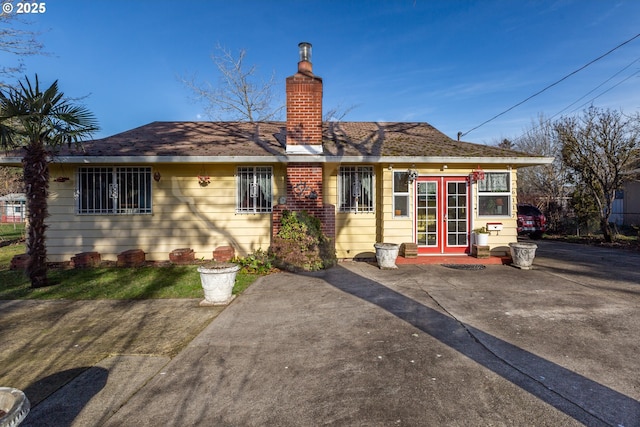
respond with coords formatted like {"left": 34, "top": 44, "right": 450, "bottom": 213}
{"left": 600, "top": 218, "right": 613, "bottom": 243}
{"left": 23, "top": 143, "right": 49, "bottom": 288}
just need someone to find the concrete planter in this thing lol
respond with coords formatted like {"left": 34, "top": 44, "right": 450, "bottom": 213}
{"left": 0, "top": 387, "right": 30, "bottom": 426}
{"left": 374, "top": 243, "right": 400, "bottom": 269}
{"left": 197, "top": 263, "right": 240, "bottom": 306}
{"left": 509, "top": 242, "right": 538, "bottom": 270}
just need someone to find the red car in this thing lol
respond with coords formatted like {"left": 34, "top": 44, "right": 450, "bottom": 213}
{"left": 517, "top": 204, "right": 546, "bottom": 239}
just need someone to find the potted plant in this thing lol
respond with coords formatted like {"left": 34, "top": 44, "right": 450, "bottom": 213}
{"left": 197, "top": 261, "right": 240, "bottom": 306}
{"left": 473, "top": 227, "right": 489, "bottom": 246}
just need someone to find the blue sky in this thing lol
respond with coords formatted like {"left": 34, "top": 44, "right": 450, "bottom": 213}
{"left": 2, "top": 0, "right": 639, "bottom": 144}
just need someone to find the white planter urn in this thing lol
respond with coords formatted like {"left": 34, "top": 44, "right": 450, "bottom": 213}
{"left": 374, "top": 243, "right": 400, "bottom": 269}
{"left": 197, "top": 262, "right": 240, "bottom": 306}
{"left": 0, "top": 387, "right": 30, "bottom": 426}
{"left": 475, "top": 232, "right": 489, "bottom": 246}
{"left": 509, "top": 242, "right": 538, "bottom": 270}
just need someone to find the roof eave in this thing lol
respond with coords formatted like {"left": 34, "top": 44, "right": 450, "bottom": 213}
{"left": 1, "top": 155, "right": 555, "bottom": 166}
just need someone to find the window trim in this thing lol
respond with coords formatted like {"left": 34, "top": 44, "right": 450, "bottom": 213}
{"left": 477, "top": 171, "right": 511, "bottom": 217}
{"left": 236, "top": 166, "right": 273, "bottom": 214}
{"left": 393, "top": 171, "right": 410, "bottom": 218}
{"left": 338, "top": 165, "right": 375, "bottom": 213}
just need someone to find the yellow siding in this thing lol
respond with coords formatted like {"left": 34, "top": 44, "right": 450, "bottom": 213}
{"left": 46, "top": 164, "right": 284, "bottom": 262}
{"left": 46, "top": 163, "right": 521, "bottom": 262}
{"left": 379, "top": 166, "right": 413, "bottom": 244}
{"left": 378, "top": 165, "right": 519, "bottom": 256}
{"left": 325, "top": 163, "right": 377, "bottom": 258}
{"left": 334, "top": 213, "right": 377, "bottom": 258}
{"left": 470, "top": 168, "right": 519, "bottom": 255}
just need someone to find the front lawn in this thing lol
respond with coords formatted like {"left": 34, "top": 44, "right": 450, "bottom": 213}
{"left": 0, "top": 243, "right": 260, "bottom": 300}
{"left": 0, "top": 223, "right": 25, "bottom": 242}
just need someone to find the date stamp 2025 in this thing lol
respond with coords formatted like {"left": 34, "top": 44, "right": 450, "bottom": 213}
{"left": 2, "top": 2, "right": 47, "bottom": 15}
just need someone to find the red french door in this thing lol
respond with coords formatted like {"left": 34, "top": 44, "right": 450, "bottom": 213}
{"left": 415, "top": 177, "right": 469, "bottom": 254}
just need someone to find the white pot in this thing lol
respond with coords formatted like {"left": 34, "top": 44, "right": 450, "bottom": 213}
{"left": 197, "top": 263, "right": 240, "bottom": 306}
{"left": 374, "top": 243, "right": 400, "bottom": 269}
{"left": 0, "top": 387, "right": 30, "bottom": 427}
{"left": 509, "top": 242, "right": 538, "bottom": 270}
{"left": 475, "top": 232, "right": 489, "bottom": 246}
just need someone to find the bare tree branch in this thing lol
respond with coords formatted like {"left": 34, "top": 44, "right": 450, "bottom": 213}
{"left": 555, "top": 106, "right": 640, "bottom": 242}
{"left": 179, "top": 44, "right": 283, "bottom": 122}
{"left": 323, "top": 102, "right": 358, "bottom": 123}
{"left": 0, "top": 12, "right": 46, "bottom": 86}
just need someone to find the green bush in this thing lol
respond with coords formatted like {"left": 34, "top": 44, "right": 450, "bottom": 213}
{"left": 270, "top": 210, "right": 336, "bottom": 272}
{"left": 233, "top": 248, "right": 276, "bottom": 274}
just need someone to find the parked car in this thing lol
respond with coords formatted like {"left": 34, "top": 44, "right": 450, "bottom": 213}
{"left": 517, "top": 204, "right": 546, "bottom": 239}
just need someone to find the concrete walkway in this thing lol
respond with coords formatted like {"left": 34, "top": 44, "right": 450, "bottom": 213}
{"left": 19, "top": 241, "right": 640, "bottom": 426}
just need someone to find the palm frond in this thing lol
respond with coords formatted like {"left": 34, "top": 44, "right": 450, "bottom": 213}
{"left": 0, "top": 74, "right": 100, "bottom": 148}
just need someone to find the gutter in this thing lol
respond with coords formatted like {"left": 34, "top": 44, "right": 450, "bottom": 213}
{"left": 0, "top": 155, "right": 555, "bottom": 167}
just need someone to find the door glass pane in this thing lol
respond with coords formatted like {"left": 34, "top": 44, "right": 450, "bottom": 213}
{"left": 446, "top": 181, "right": 468, "bottom": 247}
{"left": 417, "top": 181, "right": 438, "bottom": 247}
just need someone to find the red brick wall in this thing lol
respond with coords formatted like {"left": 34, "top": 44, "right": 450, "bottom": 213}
{"left": 276, "top": 58, "right": 333, "bottom": 244}
{"left": 272, "top": 163, "right": 335, "bottom": 240}
{"left": 285, "top": 163, "right": 324, "bottom": 207}
{"left": 286, "top": 72, "right": 323, "bottom": 147}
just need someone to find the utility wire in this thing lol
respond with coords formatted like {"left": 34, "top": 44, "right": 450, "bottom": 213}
{"left": 511, "top": 56, "right": 640, "bottom": 144}
{"left": 459, "top": 32, "right": 640, "bottom": 139}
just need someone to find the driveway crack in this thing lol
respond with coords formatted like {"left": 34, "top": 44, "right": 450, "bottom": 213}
{"left": 415, "top": 283, "right": 612, "bottom": 426}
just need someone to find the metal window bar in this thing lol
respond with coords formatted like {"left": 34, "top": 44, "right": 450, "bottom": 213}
{"left": 237, "top": 167, "right": 272, "bottom": 213}
{"left": 77, "top": 167, "right": 113, "bottom": 214}
{"left": 116, "top": 167, "right": 152, "bottom": 214}
{"left": 254, "top": 167, "right": 272, "bottom": 212}
{"left": 77, "top": 167, "right": 151, "bottom": 214}
{"left": 339, "top": 166, "right": 374, "bottom": 212}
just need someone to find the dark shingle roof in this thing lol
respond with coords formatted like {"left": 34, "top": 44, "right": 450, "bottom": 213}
{"left": 2, "top": 121, "right": 547, "bottom": 163}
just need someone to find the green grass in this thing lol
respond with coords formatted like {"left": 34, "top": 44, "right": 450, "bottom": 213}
{"left": 0, "top": 223, "right": 25, "bottom": 241}
{"left": 0, "top": 243, "right": 261, "bottom": 300}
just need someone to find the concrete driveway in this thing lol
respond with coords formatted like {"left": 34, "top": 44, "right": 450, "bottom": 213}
{"left": 12, "top": 240, "right": 640, "bottom": 426}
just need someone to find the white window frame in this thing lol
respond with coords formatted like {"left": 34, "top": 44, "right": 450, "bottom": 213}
{"left": 236, "top": 166, "right": 273, "bottom": 213}
{"left": 393, "top": 171, "right": 410, "bottom": 218}
{"left": 76, "top": 167, "right": 152, "bottom": 215}
{"left": 477, "top": 171, "right": 511, "bottom": 217}
{"left": 338, "top": 166, "right": 375, "bottom": 213}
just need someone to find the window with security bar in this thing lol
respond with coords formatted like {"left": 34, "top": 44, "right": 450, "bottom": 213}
{"left": 237, "top": 166, "right": 272, "bottom": 213}
{"left": 338, "top": 166, "right": 374, "bottom": 213}
{"left": 76, "top": 167, "right": 152, "bottom": 214}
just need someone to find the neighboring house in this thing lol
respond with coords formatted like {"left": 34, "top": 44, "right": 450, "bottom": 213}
{"left": 0, "top": 193, "right": 26, "bottom": 223}
{"left": 622, "top": 181, "right": 640, "bottom": 226}
{"left": 0, "top": 43, "right": 552, "bottom": 262}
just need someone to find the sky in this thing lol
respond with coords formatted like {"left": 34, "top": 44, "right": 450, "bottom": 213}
{"left": 1, "top": 0, "right": 639, "bottom": 145}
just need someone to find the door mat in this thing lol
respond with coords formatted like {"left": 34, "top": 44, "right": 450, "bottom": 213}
{"left": 441, "top": 264, "right": 487, "bottom": 270}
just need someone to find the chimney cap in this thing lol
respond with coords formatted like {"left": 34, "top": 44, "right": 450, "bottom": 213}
{"left": 298, "top": 42, "right": 312, "bottom": 62}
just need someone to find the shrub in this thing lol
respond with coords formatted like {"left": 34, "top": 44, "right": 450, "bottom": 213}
{"left": 270, "top": 210, "right": 336, "bottom": 272}
{"left": 233, "top": 248, "right": 276, "bottom": 275}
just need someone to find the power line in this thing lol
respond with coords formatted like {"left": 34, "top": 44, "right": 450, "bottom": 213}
{"left": 458, "top": 32, "right": 640, "bottom": 139}
{"left": 511, "top": 56, "right": 640, "bottom": 144}
{"left": 551, "top": 57, "right": 640, "bottom": 118}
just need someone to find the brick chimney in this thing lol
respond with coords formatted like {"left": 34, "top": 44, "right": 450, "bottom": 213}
{"left": 286, "top": 42, "right": 323, "bottom": 154}
{"left": 273, "top": 43, "right": 335, "bottom": 244}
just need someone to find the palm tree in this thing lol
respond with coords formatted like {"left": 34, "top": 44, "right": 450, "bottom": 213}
{"left": 0, "top": 75, "right": 98, "bottom": 287}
